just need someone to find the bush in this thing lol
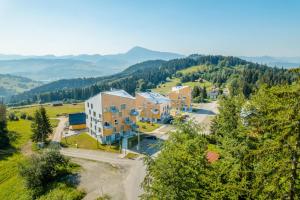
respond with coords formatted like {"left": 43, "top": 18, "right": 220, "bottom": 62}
{"left": 20, "top": 112, "right": 27, "bottom": 119}
{"left": 27, "top": 115, "right": 34, "bottom": 120}
{"left": 19, "top": 149, "right": 71, "bottom": 198}
{"left": 8, "top": 112, "right": 19, "bottom": 121}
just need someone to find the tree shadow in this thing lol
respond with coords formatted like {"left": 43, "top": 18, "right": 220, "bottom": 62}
{"left": 0, "top": 131, "right": 19, "bottom": 160}
{"left": 193, "top": 108, "right": 216, "bottom": 115}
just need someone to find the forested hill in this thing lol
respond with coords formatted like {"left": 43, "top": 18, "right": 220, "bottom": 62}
{"left": 9, "top": 55, "right": 300, "bottom": 105}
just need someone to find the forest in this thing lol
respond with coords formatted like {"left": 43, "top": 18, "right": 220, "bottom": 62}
{"left": 142, "top": 83, "right": 300, "bottom": 199}
{"left": 9, "top": 55, "right": 299, "bottom": 105}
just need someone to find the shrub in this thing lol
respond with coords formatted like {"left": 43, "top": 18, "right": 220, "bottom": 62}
{"left": 27, "top": 115, "right": 34, "bottom": 120}
{"left": 19, "top": 149, "right": 71, "bottom": 198}
{"left": 20, "top": 112, "right": 27, "bottom": 119}
{"left": 8, "top": 112, "right": 19, "bottom": 121}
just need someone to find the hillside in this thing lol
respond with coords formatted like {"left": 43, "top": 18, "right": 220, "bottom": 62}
{"left": 9, "top": 55, "right": 300, "bottom": 105}
{"left": 0, "top": 47, "right": 183, "bottom": 81}
{"left": 0, "top": 74, "right": 41, "bottom": 100}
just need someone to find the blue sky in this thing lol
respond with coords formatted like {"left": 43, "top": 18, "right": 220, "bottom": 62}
{"left": 0, "top": 0, "right": 299, "bottom": 56}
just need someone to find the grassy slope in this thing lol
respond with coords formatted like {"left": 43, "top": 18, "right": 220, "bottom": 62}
{"left": 61, "top": 132, "right": 120, "bottom": 153}
{"left": 0, "top": 104, "right": 86, "bottom": 200}
{"left": 152, "top": 65, "right": 213, "bottom": 95}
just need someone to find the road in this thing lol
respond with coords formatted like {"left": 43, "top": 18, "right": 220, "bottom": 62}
{"left": 189, "top": 101, "right": 219, "bottom": 134}
{"left": 61, "top": 148, "right": 145, "bottom": 200}
{"left": 52, "top": 117, "right": 67, "bottom": 142}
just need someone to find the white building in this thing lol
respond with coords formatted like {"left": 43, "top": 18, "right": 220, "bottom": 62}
{"left": 85, "top": 90, "right": 137, "bottom": 144}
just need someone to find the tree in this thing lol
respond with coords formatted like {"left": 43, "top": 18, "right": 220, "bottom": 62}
{"left": 31, "top": 107, "right": 52, "bottom": 143}
{"left": 0, "top": 103, "right": 9, "bottom": 148}
{"left": 141, "top": 121, "right": 212, "bottom": 199}
{"left": 19, "top": 149, "right": 70, "bottom": 197}
{"left": 192, "top": 86, "right": 200, "bottom": 98}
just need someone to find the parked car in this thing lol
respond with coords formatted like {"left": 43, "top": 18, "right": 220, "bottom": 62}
{"left": 145, "top": 135, "right": 157, "bottom": 140}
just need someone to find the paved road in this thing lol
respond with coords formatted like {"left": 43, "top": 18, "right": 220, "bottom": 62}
{"left": 61, "top": 148, "right": 145, "bottom": 200}
{"left": 52, "top": 117, "right": 67, "bottom": 142}
{"left": 189, "top": 101, "right": 219, "bottom": 134}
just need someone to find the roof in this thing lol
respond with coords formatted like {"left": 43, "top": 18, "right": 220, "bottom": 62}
{"left": 137, "top": 92, "right": 170, "bottom": 104}
{"left": 171, "top": 85, "right": 189, "bottom": 92}
{"left": 206, "top": 151, "right": 219, "bottom": 163}
{"left": 69, "top": 112, "right": 86, "bottom": 125}
{"left": 103, "top": 90, "right": 135, "bottom": 99}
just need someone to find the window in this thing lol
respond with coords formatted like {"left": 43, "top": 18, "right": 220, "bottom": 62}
{"left": 94, "top": 125, "right": 96, "bottom": 130}
{"left": 104, "top": 122, "right": 110, "bottom": 126}
{"left": 87, "top": 102, "right": 89, "bottom": 107}
{"left": 121, "top": 104, "right": 126, "bottom": 109}
{"left": 113, "top": 127, "right": 117, "bottom": 132}
{"left": 89, "top": 109, "right": 91, "bottom": 114}
{"left": 99, "top": 114, "right": 102, "bottom": 118}
{"left": 91, "top": 104, "right": 93, "bottom": 109}
{"left": 98, "top": 128, "right": 101, "bottom": 132}
{"left": 93, "top": 111, "right": 96, "bottom": 117}
{"left": 114, "top": 119, "right": 118, "bottom": 125}
{"left": 119, "top": 112, "right": 122, "bottom": 117}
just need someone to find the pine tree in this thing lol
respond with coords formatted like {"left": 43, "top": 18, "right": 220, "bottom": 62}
{"left": 31, "top": 107, "right": 52, "bottom": 143}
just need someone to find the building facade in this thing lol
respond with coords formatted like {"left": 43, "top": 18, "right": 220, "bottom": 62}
{"left": 85, "top": 90, "right": 138, "bottom": 144}
{"left": 136, "top": 92, "right": 171, "bottom": 123}
{"left": 168, "top": 86, "right": 192, "bottom": 112}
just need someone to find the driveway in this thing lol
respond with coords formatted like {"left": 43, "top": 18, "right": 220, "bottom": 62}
{"left": 61, "top": 148, "right": 145, "bottom": 200}
{"left": 52, "top": 117, "right": 67, "bottom": 142}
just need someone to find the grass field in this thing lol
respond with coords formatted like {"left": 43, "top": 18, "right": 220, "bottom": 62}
{"left": 10, "top": 103, "right": 84, "bottom": 118}
{"left": 137, "top": 121, "right": 161, "bottom": 132}
{"left": 0, "top": 104, "right": 86, "bottom": 200}
{"left": 61, "top": 132, "right": 120, "bottom": 153}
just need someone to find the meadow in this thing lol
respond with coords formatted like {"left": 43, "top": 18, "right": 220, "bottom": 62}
{"left": 0, "top": 103, "right": 86, "bottom": 200}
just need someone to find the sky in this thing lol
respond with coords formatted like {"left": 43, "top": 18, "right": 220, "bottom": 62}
{"left": 0, "top": 0, "right": 299, "bottom": 57}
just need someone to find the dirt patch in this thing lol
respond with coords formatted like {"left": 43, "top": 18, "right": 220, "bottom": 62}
{"left": 71, "top": 158, "right": 130, "bottom": 200}
{"left": 21, "top": 140, "right": 33, "bottom": 156}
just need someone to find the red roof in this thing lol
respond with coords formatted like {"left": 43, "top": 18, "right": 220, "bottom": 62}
{"left": 206, "top": 151, "right": 219, "bottom": 163}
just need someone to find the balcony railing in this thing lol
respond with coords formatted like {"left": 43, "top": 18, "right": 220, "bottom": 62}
{"left": 124, "top": 118, "right": 134, "bottom": 125}
{"left": 103, "top": 124, "right": 113, "bottom": 129}
{"left": 151, "top": 109, "right": 159, "bottom": 115}
{"left": 130, "top": 109, "right": 139, "bottom": 116}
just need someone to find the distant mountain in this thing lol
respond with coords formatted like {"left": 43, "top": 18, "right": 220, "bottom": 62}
{"left": 240, "top": 56, "right": 300, "bottom": 68}
{"left": 0, "top": 47, "right": 184, "bottom": 81}
{"left": 0, "top": 74, "right": 41, "bottom": 100}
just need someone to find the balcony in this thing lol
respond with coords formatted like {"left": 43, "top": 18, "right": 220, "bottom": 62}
{"left": 151, "top": 109, "right": 159, "bottom": 115}
{"left": 109, "top": 106, "right": 119, "bottom": 113}
{"left": 130, "top": 109, "right": 139, "bottom": 116}
{"left": 124, "top": 118, "right": 134, "bottom": 125}
{"left": 103, "top": 123, "right": 113, "bottom": 129}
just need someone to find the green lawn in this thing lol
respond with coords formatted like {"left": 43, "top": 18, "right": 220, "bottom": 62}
{"left": 0, "top": 113, "right": 86, "bottom": 199}
{"left": 61, "top": 132, "right": 120, "bottom": 153}
{"left": 10, "top": 103, "right": 84, "bottom": 118}
{"left": 137, "top": 121, "right": 161, "bottom": 133}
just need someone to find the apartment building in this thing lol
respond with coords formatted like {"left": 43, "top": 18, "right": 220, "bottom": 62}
{"left": 136, "top": 92, "right": 171, "bottom": 123}
{"left": 85, "top": 90, "right": 138, "bottom": 144}
{"left": 168, "top": 85, "right": 192, "bottom": 112}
